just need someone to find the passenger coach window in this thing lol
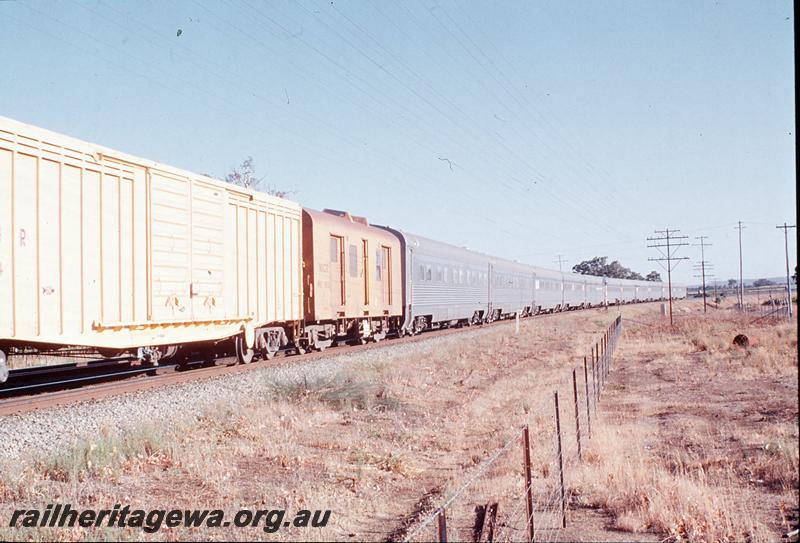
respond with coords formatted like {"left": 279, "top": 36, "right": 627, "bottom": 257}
{"left": 349, "top": 245, "right": 358, "bottom": 277}
{"left": 330, "top": 237, "right": 339, "bottom": 262}
{"left": 375, "top": 249, "right": 382, "bottom": 280}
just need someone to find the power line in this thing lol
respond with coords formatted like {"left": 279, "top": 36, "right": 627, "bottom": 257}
{"left": 647, "top": 229, "right": 689, "bottom": 326}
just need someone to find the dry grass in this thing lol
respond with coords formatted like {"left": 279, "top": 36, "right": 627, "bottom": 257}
{"left": 567, "top": 305, "right": 798, "bottom": 542}
{"left": 1, "top": 300, "right": 796, "bottom": 541}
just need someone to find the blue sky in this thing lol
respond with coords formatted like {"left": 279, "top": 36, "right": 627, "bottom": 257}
{"left": 1, "top": 0, "right": 795, "bottom": 284}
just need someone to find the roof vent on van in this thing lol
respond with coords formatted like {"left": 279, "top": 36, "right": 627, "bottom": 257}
{"left": 322, "top": 209, "right": 369, "bottom": 225}
{"left": 323, "top": 209, "right": 352, "bottom": 221}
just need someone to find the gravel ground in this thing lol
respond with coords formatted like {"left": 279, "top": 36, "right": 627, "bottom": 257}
{"left": 0, "top": 326, "right": 500, "bottom": 461}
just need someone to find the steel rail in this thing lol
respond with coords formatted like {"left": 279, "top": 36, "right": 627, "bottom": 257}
{"left": 0, "top": 301, "right": 660, "bottom": 415}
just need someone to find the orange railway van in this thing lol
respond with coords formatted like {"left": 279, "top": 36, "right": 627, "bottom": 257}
{"left": 301, "top": 209, "right": 402, "bottom": 350}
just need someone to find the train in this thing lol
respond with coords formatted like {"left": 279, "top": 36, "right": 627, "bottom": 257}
{"left": 0, "top": 116, "right": 686, "bottom": 383}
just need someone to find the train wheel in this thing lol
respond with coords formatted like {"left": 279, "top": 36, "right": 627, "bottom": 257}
{"left": 0, "top": 349, "right": 8, "bottom": 384}
{"left": 235, "top": 335, "right": 254, "bottom": 364}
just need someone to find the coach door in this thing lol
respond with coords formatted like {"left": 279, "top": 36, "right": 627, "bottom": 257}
{"left": 329, "top": 235, "right": 345, "bottom": 308}
{"left": 380, "top": 245, "right": 391, "bottom": 306}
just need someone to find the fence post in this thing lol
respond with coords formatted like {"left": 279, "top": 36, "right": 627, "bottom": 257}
{"left": 591, "top": 354, "right": 598, "bottom": 402}
{"left": 596, "top": 343, "right": 602, "bottom": 388}
{"left": 437, "top": 508, "right": 447, "bottom": 542}
{"left": 522, "top": 426, "right": 535, "bottom": 542}
{"left": 601, "top": 336, "right": 606, "bottom": 379}
{"left": 600, "top": 341, "right": 605, "bottom": 386}
{"left": 554, "top": 391, "right": 567, "bottom": 529}
{"left": 572, "top": 369, "right": 582, "bottom": 461}
{"left": 483, "top": 503, "right": 498, "bottom": 543}
{"left": 583, "top": 357, "right": 591, "bottom": 438}
{"left": 600, "top": 332, "right": 608, "bottom": 366}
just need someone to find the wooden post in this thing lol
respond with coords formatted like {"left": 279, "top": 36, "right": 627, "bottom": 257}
{"left": 583, "top": 357, "right": 591, "bottom": 438}
{"left": 480, "top": 503, "right": 498, "bottom": 543}
{"left": 554, "top": 391, "right": 567, "bottom": 528}
{"left": 522, "top": 426, "right": 535, "bottom": 542}
{"left": 572, "top": 369, "right": 582, "bottom": 461}
{"left": 591, "top": 355, "right": 598, "bottom": 403}
{"left": 596, "top": 343, "right": 602, "bottom": 387}
{"left": 437, "top": 508, "right": 447, "bottom": 542}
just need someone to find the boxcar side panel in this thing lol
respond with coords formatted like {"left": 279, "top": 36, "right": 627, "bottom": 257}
{"left": 14, "top": 152, "right": 37, "bottom": 339}
{"left": 0, "top": 149, "right": 12, "bottom": 338}
{"left": 39, "top": 158, "right": 60, "bottom": 334}
{"left": 190, "top": 179, "right": 226, "bottom": 321}
{"left": 61, "top": 164, "right": 82, "bottom": 335}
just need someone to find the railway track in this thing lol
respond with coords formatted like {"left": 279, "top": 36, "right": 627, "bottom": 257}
{"left": 0, "top": 305, "right": 630, "bottom": 416}
{"left": 1, "top": 357, "right": 151, "bottom": 396}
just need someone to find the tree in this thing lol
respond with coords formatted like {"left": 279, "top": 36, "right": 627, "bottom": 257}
{"left": 753, "top": 278, "right": 775, "bottom": 287}
{"left": 645, "top": 271, "right": 662, "bottom": 282}
{"left": 572, "top": 256, "right": 608, "bottom": 276}
{"left": 571, "top": 256, "right": 647, "bottom": 280}
{"left": 225, "top": 156, "right": 260, "bottom": 190}
{"left": 727, "top": 279, "right": 738, "bottom": 288}
{"left": 225, "top": 157, "right": 294, "bottom": 198}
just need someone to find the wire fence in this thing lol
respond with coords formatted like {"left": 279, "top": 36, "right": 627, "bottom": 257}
{"left": 403, "top": 316, "right": 623, "bottom": 543}
{"left": 737, "top": 299, "right": 793, "bottom": 323}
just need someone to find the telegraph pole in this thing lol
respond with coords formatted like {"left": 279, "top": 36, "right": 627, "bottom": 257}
{"left": 554, "top": 254, "right": 567, "bottom": 273}
{"left": 693, "top": 236, "right": 712, "bottom": 313}
{"left": 735, "top": 221, "right": 745, "bottom": 307}
{"left": 648, "top": 229, "right": 690, "bottom": 326}
{"left": 776, "top": 222, "right": 796, "bottom": 318}
{"left": 693, "top": 263, "right": 714, "bottom": 311}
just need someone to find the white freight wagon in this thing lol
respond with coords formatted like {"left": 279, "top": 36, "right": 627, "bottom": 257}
{"left": 0, "top": 116, "right": 302, "bottom": 381}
